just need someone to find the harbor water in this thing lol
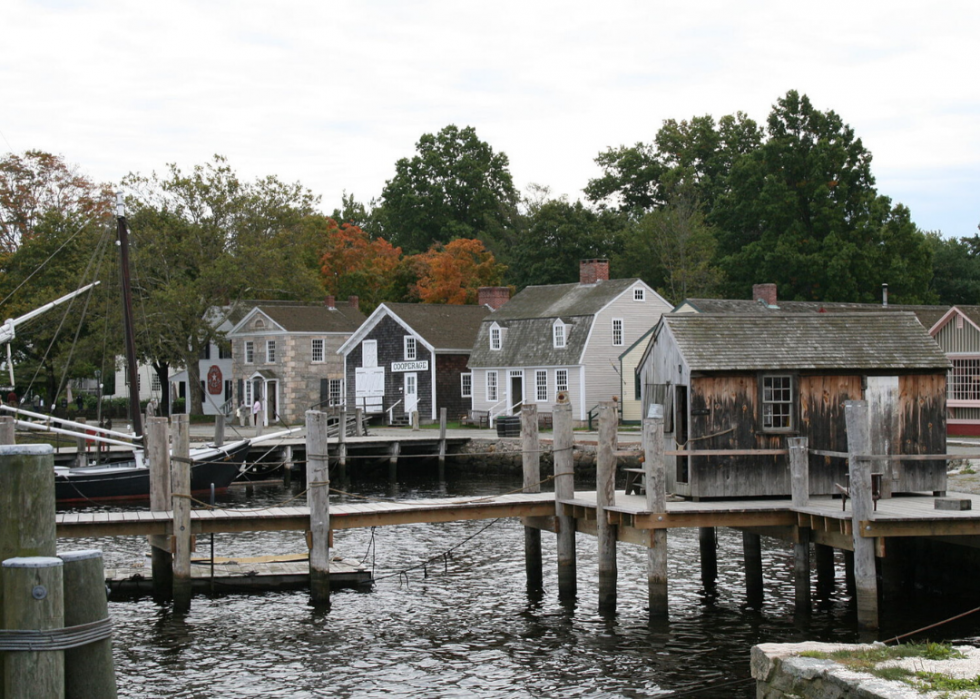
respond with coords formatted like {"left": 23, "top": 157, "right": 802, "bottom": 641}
{"left": 66, "top": 468, "right": 980, "bottom": 698}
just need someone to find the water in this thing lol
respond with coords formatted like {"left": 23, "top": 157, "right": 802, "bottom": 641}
{"left": 66, "top": 469, "right": 980, "bottom": 698}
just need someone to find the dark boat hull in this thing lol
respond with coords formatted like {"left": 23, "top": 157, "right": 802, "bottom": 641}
{"left": 55, "top": 449, "right": 247, "bottom": 505}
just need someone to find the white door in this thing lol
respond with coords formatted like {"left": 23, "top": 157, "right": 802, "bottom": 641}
{"left": 404, "top": 372, "right": 418, "bottom": 415}
{"left": 355, "top": 367, "right": 385, "bottom": 412}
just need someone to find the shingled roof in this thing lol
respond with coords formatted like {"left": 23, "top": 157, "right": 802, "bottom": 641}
{"left": 677, "top": 298, "right": 949, "bottom": 330}
{"left": 491, "top": 278, "right": 641, "bottom": 321}
{"left": 661, "top": 313, "right": 950, "bottom": 372}
{"left": 381, "top": 303, "right": 491, "bottom": 350}
{"left": 249, "top": 303, "right": 365, "bottom": 333}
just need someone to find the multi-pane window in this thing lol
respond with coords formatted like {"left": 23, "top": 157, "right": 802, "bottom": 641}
{"left": 151, "top": 374, "right": 161, "bottom": 391}
{"left": 556, "top": 369, "right": 568, "bottom": 395}
{"left": 404, "top": 336, "right": 417, "bottom": 361}
{"left": 218, "top": 343, "right": 232, "bottom": 359}
{"left": 312, "top": 339, "right": 324, "bottom": 363}
{"left": 553, "top": 323, "right": 566, "bottom": 348}
{"left": 612, "top": 318, "right": 624, "bottom": 346}
{"left": 762, "top": 375, "right": 794, "bottom": 430}
{"left": 461, "top": 373, "right": 472, "bottom": 398}
{"left": 266, "top": 340, "right": 276, "bottom": 363}
{"left": 633, "top": 287, "right": 645, "bottom": 302}
{"left": 329, "top": 379, "right": 343, "bottom": 406}
{"left": 244, "top": 341, "right": 254, "bottom": 363}
{"left": 487, "top": 371, "right": 498, "bottom": 402}
{"left": 535, "top": 370, "right": 547, "bottom": 402}
{"left": 490, "top": 326, "right": 501, "bottom": 350}
{"left": 949, "top": 358, "right": 980, "bottom": 401}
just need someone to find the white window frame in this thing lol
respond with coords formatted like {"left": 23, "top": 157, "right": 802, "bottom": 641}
{"left": 244, "top": 341, "right": 254, "bottom": 364}
{"left": 948, "top": 356, "right": 980, "bottom": 404}
{"left": 329, "top": 378, "right": 343, "bottom": 406}
{"left": 612, "top": 318, "right": 624, "bottom": 346}
{"left": 404, "top": 336, "right": 417, "bottom": 361}
{"left": 266, "top": 340, "right": 276, "bottom": 363}
{"left": 460, "top": 373, "right": 472, "bottom": 398}
{"left": 487, "top": 371, "right": 498, "bottom": 402}
{"left": 490, "top": 324, "right": 501, "bottom": 351}
{"left": 633, "top": 287, "right": 646, "bottom": 302}
{"left": 556, "top": 369, "right": 568, "bottom": 395}
{"left": 553, "top": 321, "right": 566, "bottom": 349}
{"left": 535, "top": 370, "right": 547, "bottom": 402}
{"left": 151, "top": 374, "right": 161, "bottom": 391}
{"left": 312, "top": 338, "right": 325, "bottom": 363}
{"left": 761, "top": 374, "right": 795, "bottom": 432}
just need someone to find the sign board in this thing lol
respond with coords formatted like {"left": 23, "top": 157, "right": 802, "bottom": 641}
{"left": 392, "top": 360, "right": 428, "bottom": 372}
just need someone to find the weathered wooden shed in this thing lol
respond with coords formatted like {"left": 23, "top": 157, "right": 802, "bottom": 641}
{"left": 637, "top": 312, "right": 950, "bottom": 499}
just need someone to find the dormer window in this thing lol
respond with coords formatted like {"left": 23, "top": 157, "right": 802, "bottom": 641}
{"left": 255, "top": 319, "right": 265, "bottom": 329}
{"left": 553, "top": 320, "right": 566, "bottom": 348}
{"left": 490, "top": 323, "right": 502, "bottom": 351}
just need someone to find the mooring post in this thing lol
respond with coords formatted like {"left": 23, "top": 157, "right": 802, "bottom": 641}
{"left": 2, "top": 556, "right": 65, "bottom": 699}
{"left": 172, "top": 414, "right": 192, "bottom": 612}
{"left": 306, "top": 410, "right": 331, "bottom": 604}
{"left": 388, "top": 441, "right": 400, "bottom": 482}
{"left": 815, "top": 544, "right": 836, "bottom": 598}
{"left": 412, "top": 410, "right": 419, "bottom": 431}
{"left": 338, "top": 409, "right": 348, "bottom": 470}
{"left": 214, "top": 413, "right": 225, "bottom": 448}
{"left": 698, "top": 528, "right": 717, "bottom": 589}
{"left": 743, "top": 532, "right": 764, "bottom": 608}
{"left": 282, "top": 445, "right": 293, "bottom": 487}
{"left": 59, "top": 550, "right": 117, "bottom": 699}
{"left": 845, "top": 399, "right": 879, "bottom": 630}
{"left": 0, "top": 443, "right": 57, "bottom": 698}
{"left": 643, "top": 407, "right": 668, "bottom": 615}
{"left": 438, "top": 407, "right": 448, "bottom": 479}
{"left": 0, "top": 416, "right": 14, "bottom": 445}
{"left": 521, "top": 404, "right": 542, "bottom": 592}
{"left": 553, "top": 401, "right": 576, "bottom": 600}
{"left": 146, "top": 417, "right": 173, "bottom": 599}
{"left": 789, "top": 436, "right": 810, "bottom": 614}
{"left": 74, "top": 417, "right": 87, "bottom": 469}
{"left": 596, "top": 401, "right": 618, "bottom": 613}
{"left": 354, "top": 408, "right": 364, "bottom": 437}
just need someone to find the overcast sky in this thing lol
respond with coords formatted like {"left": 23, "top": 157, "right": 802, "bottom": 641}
{"left": 3, "top": 0, "right": 977, "bottom": 238}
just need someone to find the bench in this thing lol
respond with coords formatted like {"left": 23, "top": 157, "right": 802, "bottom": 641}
{"left": 460, "top": 410, "right": 490, "bottom": 428}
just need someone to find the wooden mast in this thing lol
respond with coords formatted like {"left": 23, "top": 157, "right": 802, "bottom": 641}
{"left": 116, "top": 192, "right": 143, "bottom": 439}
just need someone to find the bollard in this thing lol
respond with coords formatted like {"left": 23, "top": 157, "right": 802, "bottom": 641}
{"left": 306, "top": 411, "right": 331, "bottom": 604}
{"left": 2, "top": 556, "right": 64, "bottom": 699}
{"left": 213, "top": 414, "right": 225, "bottom": 448}
{"left": 59, "top": 550, "right": 116, "bottom": 699}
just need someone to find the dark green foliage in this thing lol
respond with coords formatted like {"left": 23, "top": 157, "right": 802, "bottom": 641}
{"left": 928, "top": 232, "right": 980, "bottom": 305}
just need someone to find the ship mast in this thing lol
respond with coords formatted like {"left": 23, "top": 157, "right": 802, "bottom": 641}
{"left": 116, "top": 192, "right": 143, "bottom": 440}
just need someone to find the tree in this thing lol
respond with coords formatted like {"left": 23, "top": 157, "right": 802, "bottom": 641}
{"left": 928, "top": 231, "right": 980, "bottom": 305}
{"left": 374, "top": 125, "right": 520, "bottom": 255}
{"left": 412, "top": 238, "right": 506, "bottom": 304}
{"left": 320, "top": 219, "right": 405, "bottom": 312}
{"left": 124, "top": 156, "right": 324, "bottom": 415}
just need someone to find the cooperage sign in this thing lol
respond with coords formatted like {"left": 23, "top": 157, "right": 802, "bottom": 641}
{"left": 391, "top": 360, "right": 428, "bottom": 372}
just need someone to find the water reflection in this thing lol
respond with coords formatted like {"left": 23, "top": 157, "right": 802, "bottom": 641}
{"left": 68, "top": 469, "right": 980, "bottom": 697}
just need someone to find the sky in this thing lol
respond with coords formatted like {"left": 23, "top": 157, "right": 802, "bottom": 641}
{"left": 2, "top": 0, "right": 977, "bottom": 238}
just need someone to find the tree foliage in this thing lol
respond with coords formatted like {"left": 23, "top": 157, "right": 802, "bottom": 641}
{"left": 412, "top": 238, "right": 506, "bottom": 304}
{"left": 928, "top": 231, "right": 980, "bottom": 305}
{"left": 374, "top": 125, "right": 520, "bottom": 256}
{"left": 320, "top": 218, "right": 404, "bottom": 312}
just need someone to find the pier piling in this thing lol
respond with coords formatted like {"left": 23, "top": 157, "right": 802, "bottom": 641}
{"left": 596, "top": 402, "right": 617, "bottom": 613}
{"left": 743, "top": 532, "right": 763, "bottom": 608}
{"left": 789, "top": 436, "right": 810, "bottom": 613}
{"left": 74, "top": 418, "right": 87, "bottom": 469}
{"left": 553, "top": 401, "right": 576, "bottom": 600}
{"left": 815, "top": 544, "right": 835, "bottom": 598}
{"left": 172, "top": 415, "right": 192, "bottom": 612}
{"left": 0, "top": 416, "right": 13, "bottom": 445}
{"left": 845, "top": 400, "right": 879, "bottom": 630}
{"left": 214, "top": 414, "right": 225, "bottom": 448}
{"left": 146, "top": 418, "right": 173, "bottom": 600}
{"left": 643, "top": 408, "right": 668, "bottom": 615}
{"left": 521, "top": 404, "right": 542, "bottom": 592}
{"left": 306, "top": 411, "right": 331, "bottom": 605}
{"left": 59, "top": 550, "right": 116, "bottom": 699}
{"left": 698, "top": 528, "right": 717, "bottom": 589}
{"left": 438, "top": 408, "right": 447, "bottom": 479}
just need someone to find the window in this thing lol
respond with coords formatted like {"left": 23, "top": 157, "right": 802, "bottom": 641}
{"left": 266, "top": 340, "right": 276, "bottom": 363}
{"left": 761, "top": 374, "right": 794, "bottom": 431}
{"left": 198, "top": 344, "right": 211, "bottom": 360}
{"left": 151, "top": 374, "right": 161, "bottom": 391}
{"left": 535, "top": 370, "right": 547, "bottom": 402}
{"left": 404, "top": 336, "right": 417, "bottom": 361}
{"left": 949, "top": 358, "right": 980, "bottom": 401}
{"left": 633, "top": 287, "right": 646, "bottom": 302}
{"left": 490, "top": 325, "right": 501, "bottom": 351}
{"left": 244, "top": 341, "right": 254, "bottom": 364}
{"left": 218, "top": 342, "right": 232, "bottom": 360}
{"left": 556, "top": 369, "right": 568, "bottom": 395}
{"left": 553, "top": 322, "right": 566, "bottom": 348}
{"left": 329, "top": 379, "right": 343, "bottom": 406}
{"left": 487, "top": 371, "right": 498, "bottom": 402}
{"left": 461, "top": 373, "right": 472, "bottom": 398}
{"left": 612, "top": 318, "right": 624, "bottom": 346}
{"left": 312, "top": 339, "right": 324, "bottom": 363}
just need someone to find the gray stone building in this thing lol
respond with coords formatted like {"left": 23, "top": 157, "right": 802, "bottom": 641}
{"left": 227, "top": 297, "right": 365, "bottom": 426}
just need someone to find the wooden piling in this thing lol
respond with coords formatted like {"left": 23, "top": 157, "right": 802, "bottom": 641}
{"left": 411, "top": 410, "right": 419, "bottom": 431}
{"left": 388, "top": 442, "right": 400, "bottom": 482}
{"left": 59, "top": 550, "right": 116, "bottom": 699}
{"left": 306, "top": 410, "right": 330, "bottom": 604}
{"left": 213, "top": 414, "right": 225, "bottom": 448}
{"left": 74, "top": 418, "right": 87, "bottom": 469}
{"left": 596, "top": 401, "right": 618, "bottom": 613}
{"left": 643, "top": 410, "right": 668, "bottom": 615}
{"left": 0, "top": 417, "right": 14, "bottom": 445}
{"left": 438, "top": 407, "right": 447, "bottom": 478}
{"left": 354, "top": 408, "right": 364, "bottom": 437}
{"left": 282, "top": 446, "right": 293, "bottom": 487}
{"left": 146, "top": 417, "right": 172, "bottom": 599}
{"left": 789, "top": 436, "right": 810, "bottom": 613}
{"left": 698, "top": 528, "right": 717, "bottom": 588}
{"left": 521, "top": 404, "right": 542, "bottom": 592}
{"left": 0, "top": 444, "right": 56, "bottom": 699}
{"left": 338, "top": 409, "right": 347, "bottom": 469}
{"left": 171, "top": 415, "right": 192, "bottom": 612}
{"left": 845, "top": 399, "right": 879, "bottom": 630}
{"left": 815, "top": 544, "right": 836, "bottom": 597}
{"left": 2, "top": 556, "right": 64, "bottom": 699}
{"left": 553, "top": 401, "right": 576, "bottom": 600}
{"left": 743, "top": 532, "right": 763, "bottom": 608}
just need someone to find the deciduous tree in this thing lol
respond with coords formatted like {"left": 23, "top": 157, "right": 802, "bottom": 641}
{"left": 320, "top": 219, "right": 404, "bottom": 312}
{"left": 412, "top": 238, "right": 506, "bottom": 304}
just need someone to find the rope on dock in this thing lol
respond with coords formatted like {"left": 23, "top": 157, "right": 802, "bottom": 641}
{"left": 883, "top": 604, "right": 980, "bottom": 645}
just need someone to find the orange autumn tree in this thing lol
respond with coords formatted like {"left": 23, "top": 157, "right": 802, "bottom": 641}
{"left": 413, "top": 238, "right": 506, "bottom": 304}
{"left": 320, "top": 219, "right": 403, "bottom": 311}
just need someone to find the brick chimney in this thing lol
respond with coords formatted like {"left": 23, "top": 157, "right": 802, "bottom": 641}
{"left": 324, "top": 295, "right": 335, "bottom": 309}
{"left": 580, "top": 259, "right": 610, "bottom": 285}
{"left": 478, "top": 286, "right": 510, "bottom": 311}
{"left": 347, "top": 295, "right": 359, "bottom": 311}
{"left": 752, "top": 283, "right": 777, "bottom": 307}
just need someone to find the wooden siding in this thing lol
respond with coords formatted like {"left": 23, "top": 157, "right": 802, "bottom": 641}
{"left": 935, "top": 318, "right": 980, "bottom": 353}
{"left": 619, "top": 340, "right": 647, "bottom": 422}
{"left": 436, "top": 354, "right": 471, "bottom": 422}
{"left": 898, "top": 373, "right": 947, "bottom": 491}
